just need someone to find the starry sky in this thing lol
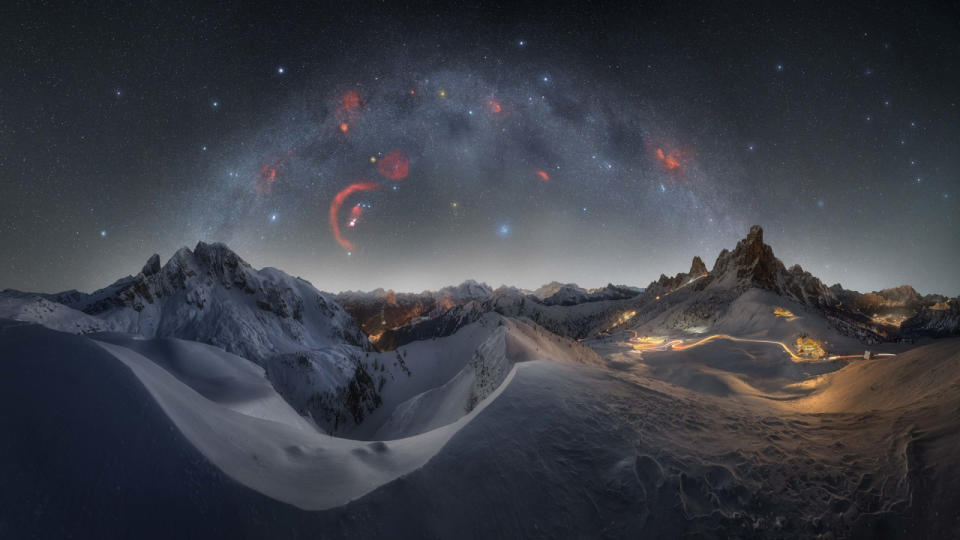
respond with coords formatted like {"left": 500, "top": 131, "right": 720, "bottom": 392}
{"left": 2, "top": 2, "right": 958, "bottom": 296}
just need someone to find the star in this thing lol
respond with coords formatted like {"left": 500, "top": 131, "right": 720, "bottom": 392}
{"left": 518, "top": 39, "right": 526, "bottom": 47}
{"left": 212, "top": 100, "right": 220, "bottom": 108}
{"left": 498, "top": 224, "right": 511, "bottom": 237}
{"left": 277, "top": 66, "right": 285, "bottom": 74}
{"left": 270, "top": 213, "right": 278, "bottom": 222}
{"left": 747, "top": 143, "right": 756, "bottom": 151}
{"left": 99, "top": 230, "right": 107, "bottom": 237}
{"left": 775, "top": 63, "right": 784, "bottom": 72}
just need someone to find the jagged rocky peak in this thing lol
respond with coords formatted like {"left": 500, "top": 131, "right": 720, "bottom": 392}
{"left": 689, "top": 256, "right": 708, "bottom": 276}
{"left": 710, "top": 225, "right": 781, "bottom": 286}
{"left": 706, "top": 225, "right": 838, "bottom": 308}
{"left": 141, "top": 254, "right": 161, "bottom": 276}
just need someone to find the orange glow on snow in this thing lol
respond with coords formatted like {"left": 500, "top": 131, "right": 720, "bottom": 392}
{"left": 774, "top": 307, "right": 798, "bottom": 321}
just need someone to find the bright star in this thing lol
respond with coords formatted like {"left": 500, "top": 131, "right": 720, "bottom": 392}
{"left": 270, "top": 213, "right": 278, "bottom": 222}
{"left": 99, "top": 230, "right": 107, "bottom": 237}
{"left": 498, "top": 224, "right": 511, "bottom": 237}
{"left": 277, "top": 66, "right": 285, "bottom": 74}
{"left": 212, "top": 100, "right": 219, "bottom": 108}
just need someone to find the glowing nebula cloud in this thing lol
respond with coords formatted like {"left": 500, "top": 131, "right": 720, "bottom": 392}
{"left": 329, "top": 182, "right": 379, "bottom": 251}
{"left": 336, "top": 90, "right": 363, "bottom": 135}
{"left": 255, "top": 153, "right": 291, "bottom": 195}
{"left": 341, "top": 90, "right": 361, "bottom": 112}
{"left": 487, "top": 100, "right": 502, "bottom": 114}
{"left": 536, "top": 169, "right": 550, "bottom": 181}
{"left": 377, "top": 151, "right": 410, "bottom": 180}
{"left": 348, "top": 203, "right": 363, "bottom": 227}
{"left": 655, "top": 147, "right": 686, "bottom": 173}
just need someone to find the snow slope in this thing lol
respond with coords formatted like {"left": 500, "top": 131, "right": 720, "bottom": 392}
{"left": 0, "top": 295, "right": 118, "bottom": 334}
{"left": 0, "top": 320, "right": 515, "bottom": 512}
{"left": 3, "top": 319, "right": 959, "bottom": 538}
{"left": 359, "top": 314, "right": 604, "bottom": 440}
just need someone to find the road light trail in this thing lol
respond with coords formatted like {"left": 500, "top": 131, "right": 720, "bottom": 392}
{"left": 620, "top": 331, "right": 895, "bottom": 363}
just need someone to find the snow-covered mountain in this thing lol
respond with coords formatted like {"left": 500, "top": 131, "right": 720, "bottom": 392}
{"left": 373, "top": 226, "right": 958, "bottom": 351}
{"left": 335, "top": 279, "right": 493, "bottom": 339}
{"left": 3, "top": 226, "right": 960, "bottom": 538}
{"left": 537, "top": 282, "right": 641, "bottom": 306}
{"left": 65, "top": 242, "right": 369, "bottom": 364}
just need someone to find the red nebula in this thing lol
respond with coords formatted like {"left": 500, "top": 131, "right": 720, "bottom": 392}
{"left": 256, "top": 153, "right": 291, "bottom": 195}
{"left": 336, "top": 90, "right": 363, "bottom": 134}
{"left": 329, "top": 182, "right": 380, "bottom": 252}
{"left": 377, "top": 151, "right": 410, "bottom": 180}
{"left": 536, "top": 169, "right": 550, "bottom": 181}
{"left": 487, "top": 100, "right": 502, "bottom": 114}
{"left": 656, "top": 147, "right": 683, "bottom": 172}
{"left": 341, "top": 90, "right": 361, "bottom": 112}
{"left": 348, "top": 204, "right": 363, "bottom": 227}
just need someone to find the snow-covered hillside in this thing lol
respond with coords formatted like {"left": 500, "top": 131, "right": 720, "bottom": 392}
{"left": 65, "top": 243, "right": 369, "bottom": 364}
{"left": 0, "top": 295, "right": 118, "bottom": 334}
{"left": 263, "top": 312, "right": 602, "bottom": 438}
{"left": 3, "top": 318, "right": 958, "bottom": 538}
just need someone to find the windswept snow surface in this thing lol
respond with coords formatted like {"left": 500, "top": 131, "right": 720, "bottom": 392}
{"left": 0, "top": 295, "right": 118, "bottom": 334}
{"left": 2, "top": 318, "right": 959, "bottom": 538}
{"left": 0, "top": 321, "right": 517, "bottom": 514}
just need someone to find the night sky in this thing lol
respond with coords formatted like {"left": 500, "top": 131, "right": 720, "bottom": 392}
{"left": 2, "top": 2, "right": 958, "bottom": 296}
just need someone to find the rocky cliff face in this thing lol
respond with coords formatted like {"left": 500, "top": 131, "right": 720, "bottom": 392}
{"left": 901, "top": 300, "right": 960, "bottom": 338}
{"left": 705, "top": 226, "right": 838, "bottom": 308}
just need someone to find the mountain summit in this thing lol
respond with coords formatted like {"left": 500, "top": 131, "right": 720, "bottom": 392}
{"left": 70, "top": 242, "right": 369, "bottom": 363}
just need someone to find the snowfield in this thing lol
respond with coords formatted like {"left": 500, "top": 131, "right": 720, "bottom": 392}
{"left": 2, "top": 229, "right": 959, "bottom": 538}
{"left": 3, "top": 318, "right": 958, "bottom": 538}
